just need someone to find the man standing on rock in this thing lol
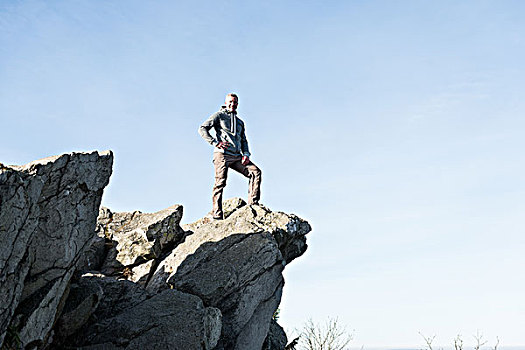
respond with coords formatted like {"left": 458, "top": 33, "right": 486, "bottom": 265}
{"left": 199, "top": 93, "right": 262, "bottom": 220}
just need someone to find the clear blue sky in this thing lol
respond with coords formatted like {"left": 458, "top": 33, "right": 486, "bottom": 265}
{"left": 1, "top": 0, "right": 524, "bottom": 347}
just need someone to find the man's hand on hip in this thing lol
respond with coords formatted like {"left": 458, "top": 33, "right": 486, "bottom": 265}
{"left": 242, "top": 156, "right": 250, "bottom": 165}
{"left": 217, "top": 141, "right": 230, "bottom": 149}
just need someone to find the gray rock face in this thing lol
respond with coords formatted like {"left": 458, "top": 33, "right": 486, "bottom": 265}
{"left": 1, "top": 148, "right": 310, "bottom": 350}
{"left": 188, "top": 201, "right": 311, "bottom": 264}
{"left": 95, "top": 205, "right": 185, "bottom": 280}
{"left": 146, "top": 200, "right": 311, "bottom": 350}
{"left": 148, "top": 202, "right": 311, "bottom": 294}
{"left": 0, "top": 151, "right": 113, "bottom": 348}
{"left": 172, "top": 232, "right": 284, "bottom": 350}
{"left": 58, "top": 275, "right": 222, "bottom": 350}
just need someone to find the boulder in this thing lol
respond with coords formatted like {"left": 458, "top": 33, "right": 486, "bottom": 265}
{"left": 171, "top": 232, "right": 284, "bottom": 350}
{"left": 96, "top": 205, "right": 185, "bottom": 279}
{"left": 146, "top": 199, "right": 311, "bottom": 350}
{"left": 0, "top": 151, "right": 113, "bottom": 348}
{"left": 57, "top": 275, "right": 222, "bottom": 350}
{"left": 184, "top": 200, "right": 311, "bottom": 264}
{"left": 148, "top": 200, "right": 311, "bottom": 293}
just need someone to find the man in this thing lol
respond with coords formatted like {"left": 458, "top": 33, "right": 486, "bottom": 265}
{"left": 199, "top": 93, "right": 262, "bottom": 220}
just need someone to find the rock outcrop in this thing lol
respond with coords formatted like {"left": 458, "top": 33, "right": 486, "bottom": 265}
{"left": 0, "top": 151, "right": 311, "bottom": 350}
{"left": 55, "top": 200, "right": 310, "bottom": 350}
{"left": 55, "top": 274, "right": 222, "bottom": 350}
{"left": 154, "top": 202, "right": 310, "bottom": 350}
{"left": 0, "top": 151, "right": 113, "bottom": 348}
{"left": 95, "top": 204, "right": 185, "bottom": 282}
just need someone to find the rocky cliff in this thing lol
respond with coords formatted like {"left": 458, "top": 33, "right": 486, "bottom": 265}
{"left": 0, "top": 151, "right": 113, "bottom": 348}
{"left": 0, "top": 152, "right": 311, "bottom": 350}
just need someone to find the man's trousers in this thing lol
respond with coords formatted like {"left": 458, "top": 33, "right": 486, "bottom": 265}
{"left": 212, "top": 152, "right": 262, "bottom": 219}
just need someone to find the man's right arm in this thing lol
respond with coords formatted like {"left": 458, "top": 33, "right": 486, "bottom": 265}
{"left": 198, "top": 113, "right": 219, "bottom": 147}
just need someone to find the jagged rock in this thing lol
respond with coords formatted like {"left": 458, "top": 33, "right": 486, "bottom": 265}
{"left": 2, "top": 149, "right": 310, "bottom": 350}
{"left": 263, "top": 319, "right": 288, "bottom": 350}
{"left": 146, "top": 199, "right": 311, "bottom": 350}
{"left": 57, "top": 275, "right": 222, "bottom": 350}
{"left": 148, "top": 199, "right": 310, "bottom": 293}
{"left": 184, "top": 200, "right": 311, "bottom": 264}
{"left": 97, "top": 205, "right": 185, "bottom": 278}
{"left": 0, "top": 151, "right": 113, "bottom": 348}
{"left": 172, "top": 232, "right": 284, "bottom": 350}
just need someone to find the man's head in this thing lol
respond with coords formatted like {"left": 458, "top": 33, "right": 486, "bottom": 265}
{"left": 225, "top": 93, "right": 239, "bottom": 113}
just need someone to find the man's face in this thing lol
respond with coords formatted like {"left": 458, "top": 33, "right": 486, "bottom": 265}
{"left": 225, "top": 95, "right": 238, "bottom": 113}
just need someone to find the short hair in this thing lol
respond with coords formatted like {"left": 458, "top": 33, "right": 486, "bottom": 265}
{"left": 226, "top": 93, "right": 238, "bottom": 100}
